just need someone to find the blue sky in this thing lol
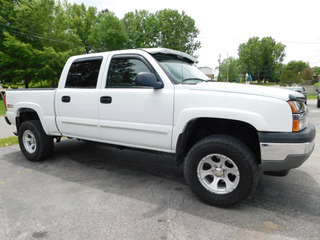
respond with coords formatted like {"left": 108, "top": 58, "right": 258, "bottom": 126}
{"left": 69, "top": 0, "right": 320, "bottom": 69}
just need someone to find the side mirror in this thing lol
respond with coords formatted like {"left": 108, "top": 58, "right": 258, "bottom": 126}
{"left": 135, "top": 72, "right": 164, "bottom": 89}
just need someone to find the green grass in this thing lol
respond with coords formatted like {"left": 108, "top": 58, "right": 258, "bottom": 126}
{"left": 0, "top": 136, "right": 18, "bottom": 147}
{"left": 0, "top": 100, "right": 5, "bottom": 116}
{"left": 0, "top": 100, "right": 18, "bottom": 147}
{"left": 307, "top": 95, "right": 318, "bottom": 99}
{"left": 251, "top": 82, "right": 277, "bottom": 86}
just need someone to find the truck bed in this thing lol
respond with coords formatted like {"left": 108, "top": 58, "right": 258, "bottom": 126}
{"left": 5, "top": 88, "right": 61, "bottom": 136}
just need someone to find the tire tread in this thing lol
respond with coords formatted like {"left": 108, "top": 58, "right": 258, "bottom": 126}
{"left": 184, "top": 135, "right": 259, "bottom": 206}
{"left": 18, "top": 120, "right": 53, "bottom": 161}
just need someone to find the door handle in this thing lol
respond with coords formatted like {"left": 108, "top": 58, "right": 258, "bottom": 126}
{"left": 62, "top": 96, "right": 71, "bottom": 103}
{"left": 100, "top": 96, "right": 112, "bottom": 104}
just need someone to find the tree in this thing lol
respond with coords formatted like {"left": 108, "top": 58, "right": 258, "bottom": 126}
{"left": 0, "top": 2, "right": 202, "bottom": 87}
{"left": 314, "top": 67, "right": 320, "bottom": 76}
{"left": 260, "top": 37, "right": 286, "bottom": 82}
{"left": 220, "top": 57, "right": 239, "bottom": 82}
{"left": 0, "top": 32, "right": 39, "bottom": 88}
{"left": 279, "top": 60, "right": 310, "bottom": 85}
{"left": 285, "top": 60, "right": 309, "bottom": 73}
{"left": 0, "top": 0, "right": 19, "bottom": 51}
{"left": 279, "top": 69, "right": 301, "bottom": 86}
{"left": 301, "top": 67, "right": 314, "bottom": 80}
{"left": 122, "top": 9, "right": 201, "bottom": 55}
{"left": 122, "top": 10, "right": 158, "bottom": 49}
{"left": 155, "top": 9, "right": 200, "bottom": 55}
{"left": 238, "top": 37, "right": 286, "bottom": 83}
{"left": 238, "top": 37, "right": 261, "bottom": 80}
{"left": 0, "top": 0, "right": 83, "bottom": 87}
{"left": 0, "top": 32, "right": 75, "bottom": 88}
{"left": 65, "top": 2, "right": 100, "bottom": 53}
{"left": 88, "top": 11, "right": 127, "bottom": 52}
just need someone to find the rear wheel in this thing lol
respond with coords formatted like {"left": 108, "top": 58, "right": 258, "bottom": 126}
{"left": 184, "top": 135, "right": 259, "bottom": 206}
{"left": 18, "top": 120, "right": 53, "bottom": 161}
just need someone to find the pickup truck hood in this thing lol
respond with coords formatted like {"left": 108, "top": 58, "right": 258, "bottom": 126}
{"left": 189, "top": 82, "right": 303, "bottom": 101}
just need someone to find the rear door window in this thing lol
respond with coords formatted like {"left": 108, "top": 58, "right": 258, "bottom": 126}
{"left": 66, "top": 57, "right": 102, "bottom": 88}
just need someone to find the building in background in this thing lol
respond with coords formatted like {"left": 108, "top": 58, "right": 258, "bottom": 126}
{"left": 198, "top": 66, "right": 213, "bottom": 79}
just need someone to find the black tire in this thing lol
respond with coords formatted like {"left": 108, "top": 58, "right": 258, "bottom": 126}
{"left": 18, "top": 120, "right": 54, "bottom": 161}
{"left": 184, "top": 135, "right": 259, "bottom": 206}
{"left": 317, "top": 99, "right": 320, "bottom": 108}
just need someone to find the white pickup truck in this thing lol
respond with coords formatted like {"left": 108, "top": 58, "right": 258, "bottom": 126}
{"left": 4, "top": 48, "right": 316, "bottom": 206}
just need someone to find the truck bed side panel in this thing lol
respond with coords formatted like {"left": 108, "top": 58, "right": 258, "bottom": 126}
{"left": 5, "top": 89, "right": 60, "bottom": 136}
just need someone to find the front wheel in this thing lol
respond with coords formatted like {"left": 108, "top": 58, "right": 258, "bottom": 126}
{"left": 184, "top": 135, "right": 259, "bottom": 206}
{"left": 18, "top": 120, "right": 53, "bottom": 161}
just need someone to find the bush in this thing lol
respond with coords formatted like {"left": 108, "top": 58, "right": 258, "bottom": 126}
{"left": 29, "top": 80, "right": 52, "bottom": 88}
{"left": 279, "top": 69, "right": 301, "bottom": 86}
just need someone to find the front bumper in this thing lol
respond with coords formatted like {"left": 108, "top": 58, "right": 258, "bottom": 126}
{"left": 259, "top": 123, "right": 316, "bottom": 172}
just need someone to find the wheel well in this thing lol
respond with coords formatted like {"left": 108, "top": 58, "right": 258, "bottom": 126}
{"left": 176, "top": 118, "right": 261, "bottom": 166}
{"left": 16, "top": 108, "right": 40, "bottom": 131}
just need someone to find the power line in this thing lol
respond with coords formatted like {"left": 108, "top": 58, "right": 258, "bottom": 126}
{"left": 284, "top": 41, "right": 320, "bottom": 44}
{"left": 302, "top": 55, "right": 320, "bottom": 61}
{"left": 310, "top": 60, "right": 320, "bottom": 65}
{"left": 0, "top": 22, "right": 82, "bottom": 47}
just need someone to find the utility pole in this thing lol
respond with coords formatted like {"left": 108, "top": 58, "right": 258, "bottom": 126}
{"left": 226, "top": 53, "right": 229, "bottom": 82}
{"left": 218, "top": 54, "right": 221, "bottom": 82}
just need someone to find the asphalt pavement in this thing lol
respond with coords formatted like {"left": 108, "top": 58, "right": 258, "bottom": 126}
{"left": 0, "top": 100, "right": 319, "bottom": 239}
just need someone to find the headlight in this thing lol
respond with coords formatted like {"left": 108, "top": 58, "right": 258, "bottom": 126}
{"left": 288, "top": 101, "right": 308, "bottom": 132}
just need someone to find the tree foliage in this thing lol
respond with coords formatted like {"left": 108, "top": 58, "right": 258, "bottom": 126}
{"left": 65, "top": 3, "right": 99, "bottom": 53}
{"left": 0, "top": 2, "right": 201, "bottom": 88}
{"left": 238, "top": 37, "right": 286, "bottom": 83}
{"left": 279, "top": 69, "right": 301, "bottom": 86}
{"left": 279, "top": 60, "right": 312, "bottom": 85}
{"left": 0, "top": 0, "right": 83, "bottom": 87}
{"left": 122, "top": 9, "right": 201, "bottom": 55}
{"left": 155, "top": 9, "right": 201, "bottom": 55}
{"left": 285, "top": 60, "right": 309, "bottom": 73}
{"left": 220, "top": 57, "right": 239, "bottom": 82}
{"left": 88, "top": 11, "right": 128, "bottom": 52}
{"left": 314, "top": 67, "right": 320, "bottom": 76}
{"left": 301, "top": 67, "right": 314, "bottom": 80}
{"left": 122, "top": 10, "right": 158, "bottom": 49}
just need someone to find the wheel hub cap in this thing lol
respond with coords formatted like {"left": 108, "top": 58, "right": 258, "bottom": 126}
{"left": 212, "top": 168, "right": 224, "bottom": 177}
{"left": 197, "top": 154, "right": 240, "bottom": 195}
{"left": 22, "top": 130, "right": 37, "bottom": 154}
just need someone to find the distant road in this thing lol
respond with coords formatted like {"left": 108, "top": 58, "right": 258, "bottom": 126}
{"left": 0, "top": 116, "right": 16, "bottom": 138}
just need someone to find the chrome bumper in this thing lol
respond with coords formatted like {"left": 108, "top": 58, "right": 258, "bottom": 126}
{"left": 258, "top": 124, "right": 316, "bottom": 172}
{"left": 260, "top": 140, "right": 315, "bottom": 161}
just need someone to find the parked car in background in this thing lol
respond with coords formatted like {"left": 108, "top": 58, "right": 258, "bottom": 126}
{"left": 285, "top": 86, "right": 307, "bottom": 104}
{"left": 316, "top": 89, "right": 320, "bottom": 108}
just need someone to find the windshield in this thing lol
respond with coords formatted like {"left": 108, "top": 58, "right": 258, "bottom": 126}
{"left": 155, "top": 55, "right": 209, "bottom": 84}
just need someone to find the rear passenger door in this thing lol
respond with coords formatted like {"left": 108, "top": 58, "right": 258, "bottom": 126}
{"left": 55, "top": 57, "right": 102, "bottom": 140}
